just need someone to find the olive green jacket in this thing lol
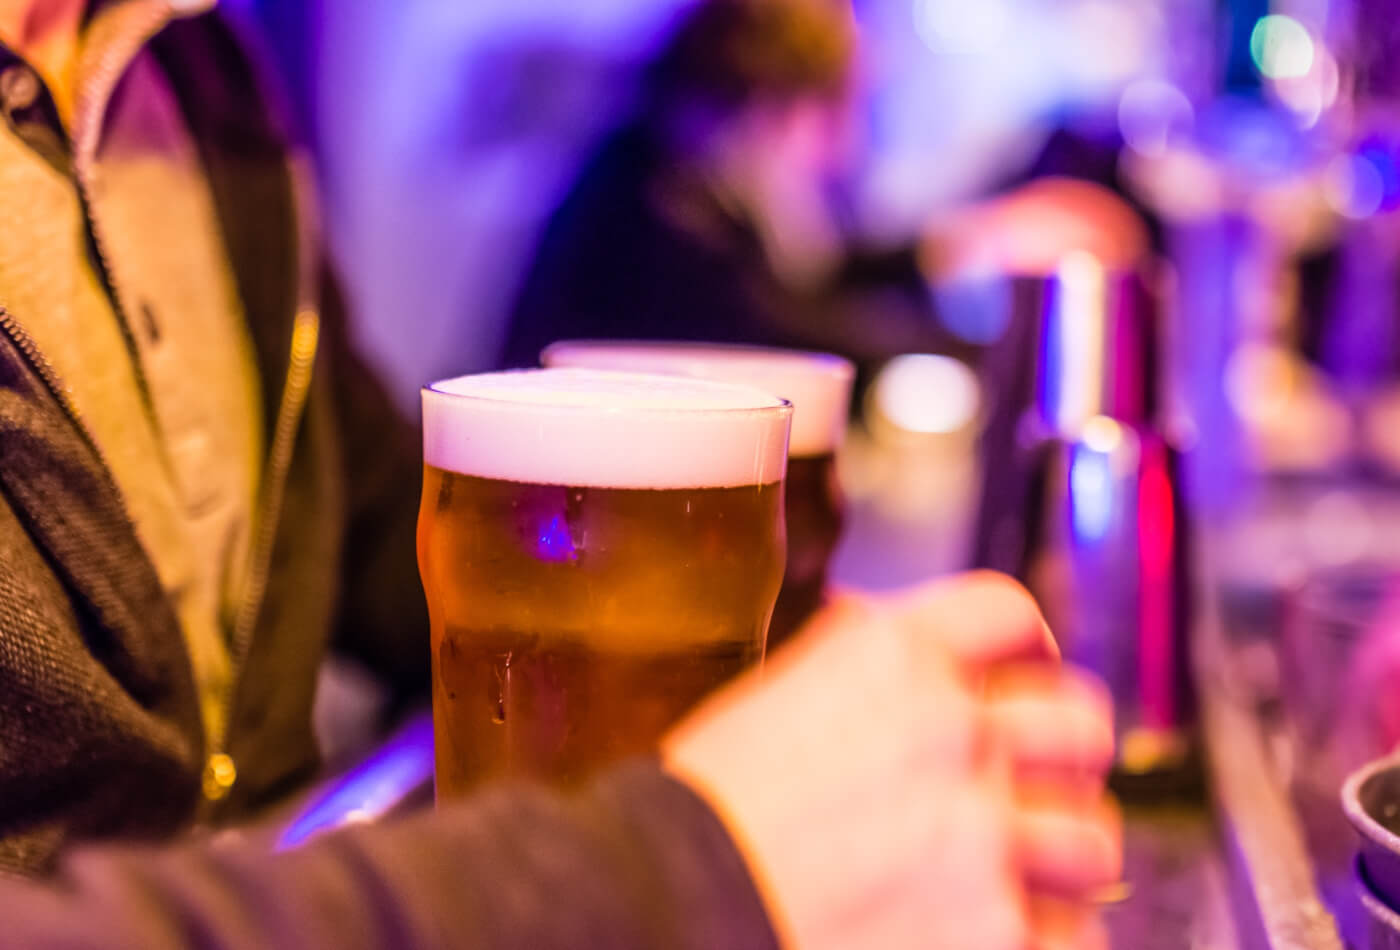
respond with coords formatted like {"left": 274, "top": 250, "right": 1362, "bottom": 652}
{"left": 0, "top": 12, "right": 427, "bottom": 873}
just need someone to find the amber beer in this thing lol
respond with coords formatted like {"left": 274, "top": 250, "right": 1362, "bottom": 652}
{"left": 542, "top": 342, "right": 854, "bottom": 649}
{"left": 419, "top": 369, "right": 791, "bottom": 797}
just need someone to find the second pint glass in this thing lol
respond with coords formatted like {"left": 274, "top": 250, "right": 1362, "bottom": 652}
{"left": 418, "top": 369, "right": 792, "bottom": 798}
{"left": 543, "top": 341, "right": 855, "bottom": 649}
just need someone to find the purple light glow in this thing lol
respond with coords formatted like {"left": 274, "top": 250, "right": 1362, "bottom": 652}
{"left": 536, "top": 512, "right": 580, "bottom": 562}
{"left": 278, "top": 714, "right": 434, "bottom": 850}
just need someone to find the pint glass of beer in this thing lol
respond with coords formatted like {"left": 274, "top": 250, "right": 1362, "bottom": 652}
{"left": 543, "top": 342, "right": 854, "bottom": 649}
{"left": 419, "top": 369, "right": 791, "bottom": 798}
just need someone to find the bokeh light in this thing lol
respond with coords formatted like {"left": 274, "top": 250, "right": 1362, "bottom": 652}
{"left": 1070, "top": 443, "right": 1114, "bottom": 542}
{"left": 1271, "top": 45, "right": 1338, "bottom": 127}
{"left": 1325, "top": 153, "right": 1388, "bottom": 219}
{"left": 1060, "top": 0, "right": 1152, "bottom": 88}
{"left": 1225, "top": 342, "right": 1298, "bottom": 426}
{"left": 912, "top": 0, "right": 1012, "bottom": 55}
{"left": 872, "top": 354, "right": 981, "bottom": 435}
{"left": 1083, "top": 415, "right": 1126, "bottom": 454}
{"left": 1117, "top": 78, "right": 1194, "bottom": 157}
{"left": 1249, "top": 15, "right": 1315, "bottom": 80}
{"left": 1358, "top": 140, "right": 1400, "bottom": 211}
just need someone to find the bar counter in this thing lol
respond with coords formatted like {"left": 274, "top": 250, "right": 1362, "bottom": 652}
{"left": 1107, "top": 801, "right": 1238, "bottom": 948}
{"left": 1105, "top": 567, "right": 1348, "bottom": 950}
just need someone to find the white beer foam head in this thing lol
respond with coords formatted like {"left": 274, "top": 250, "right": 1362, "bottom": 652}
{"left": 541, "top": 341, "right": 855, "bottom": 457}
{"left": 423, "top": 368, "right": 792, "bottom": 488}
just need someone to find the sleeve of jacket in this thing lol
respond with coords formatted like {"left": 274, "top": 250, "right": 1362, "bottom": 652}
{"left": 0, "top": 763, "right": 781, "bottom": 950}
{"left": 319, "top": 269, "right": 431, "bottom": 700}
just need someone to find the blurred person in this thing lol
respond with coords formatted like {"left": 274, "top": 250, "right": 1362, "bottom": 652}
{"left": 498, "top": 0, "right": 1152, "bottom": 374}
{"left": 931, "top": 177, "right": 1151, "bottom": 282}
{"left": 1, "top": 573, "right": 1121, "bottom": 950}
{"left": 498, "top": 0, "right": 962, "bottom": 374}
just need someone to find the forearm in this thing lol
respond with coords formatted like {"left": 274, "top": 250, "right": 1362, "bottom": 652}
{"left": 2, "top": 764, "right": 779, "bottom": 950}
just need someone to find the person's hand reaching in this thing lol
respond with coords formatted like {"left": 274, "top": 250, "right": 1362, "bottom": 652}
{"left": 926, "top": 177, "right": 1150, "bottom": 281}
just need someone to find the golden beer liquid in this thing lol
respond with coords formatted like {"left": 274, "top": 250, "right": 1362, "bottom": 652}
{"left": 419, "top": 465, "right": 785, "bottom": 797}
{"left": 768, "top": 452, "right": 846, "bottom": 651}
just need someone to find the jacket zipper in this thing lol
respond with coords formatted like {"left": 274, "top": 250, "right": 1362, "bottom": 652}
{"left": 0, "top": 7, "right": 328, "bottom": 816}
{"left": 200, "top": 146, "right": 329, "bottom": 807}
{"left": 202, "top": 306, "right": 320, "bottom": 803}
{"left": 66, "top": 6, "right": 327, "bottom": 805}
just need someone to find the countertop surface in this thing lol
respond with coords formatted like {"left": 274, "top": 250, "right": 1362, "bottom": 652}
{"left": 1106, "top": 802, "right": 1239, "bottom": 950}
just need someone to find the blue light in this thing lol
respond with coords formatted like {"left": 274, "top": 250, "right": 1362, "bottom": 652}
{"left": 278, "top": 714, "right": 435, "bottom": 849}
{"left": 933, "top": 278, "right": 1012, "bottom": 345}
{"left": 1070, "top": 444, "right": 1114, "bottom": 544}
{"left": 536, "top": 512, "right": 579, "bottom": 562}
{"left": 1196, "top": 98, "right": 1309, "bottom": 178}
{"left": 1357, "top": 139, "right": 1400, "bottom": 212}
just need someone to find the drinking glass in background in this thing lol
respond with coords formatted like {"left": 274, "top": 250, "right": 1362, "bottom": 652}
{"left": 542, "top": 341, "right": 855, "bottom": 650}
{"left": 1283, "top": 566, "right": 1400, "bottom": 809}
{"left": 418, "top": 369, "right": 792, "bottom": 798}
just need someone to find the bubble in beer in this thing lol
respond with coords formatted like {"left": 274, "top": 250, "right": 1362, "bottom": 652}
{"left": 491, "top": 653, "right": 511, "bottom": 725}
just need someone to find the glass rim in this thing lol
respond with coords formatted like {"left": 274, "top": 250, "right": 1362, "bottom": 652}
{"left": 422, "top": 369, "right": 793, "bottom": 489}
{"left": 541, "top": 339, "right": 856, "bottom": 383}
{"left": 423, "top": 368, "right": 794, "bottom": 419}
